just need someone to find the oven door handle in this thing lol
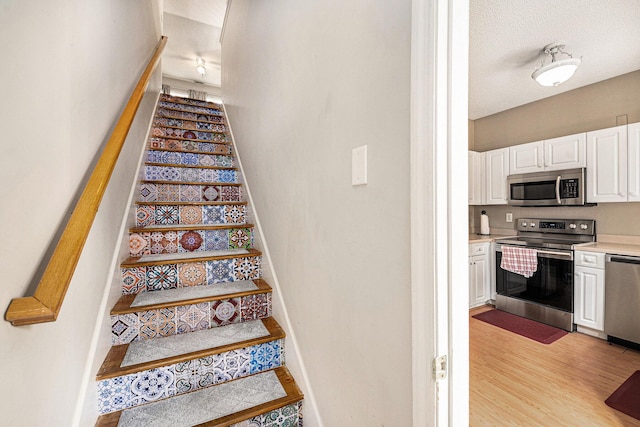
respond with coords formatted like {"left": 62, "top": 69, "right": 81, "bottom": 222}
{"left": 555, "top": 175, "right": 562, "bottom": 204}
{"left": 496, "top": 246, "right": 573, "bottom": 260}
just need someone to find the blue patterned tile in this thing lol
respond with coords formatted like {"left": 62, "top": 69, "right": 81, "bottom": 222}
{"left": 161, "top": 151, "right": 182, "bottom": 165}
{"left": 206, "top": 259, "right": 235, "bottom": 284}
{"left": 204, "top": 229, "right": 229, "bottom": 251}
{"left": 139, "top": 183, "right": 157, "bottom": 202}
{"left": 146, "top": 150, "right": 162, "bottom": 163}
{"left": 160, "top": 167, "right": 181, "bottom": 181}
{"left": 218, "top": 169, "right": 236, "bottom": 183}
{"left": 97, "top": 375, "right": 133, "bottom": 414}
{"left": 181, "top": 152, "right": 199, "bottom": 165}
{"left": 130, "top": 367, "right": 176, "bottom": 406}
{"left": 203, "top": 206, "right": 224, "bottom": 224}
{"left": 250, "top": 341, "right": 282, "bottom": 374}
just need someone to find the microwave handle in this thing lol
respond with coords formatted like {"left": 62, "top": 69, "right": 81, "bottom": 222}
{"left": 555, "top": 176, "right": 562, "bottom": 204}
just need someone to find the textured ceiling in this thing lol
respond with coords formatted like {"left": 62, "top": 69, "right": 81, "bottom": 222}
{"left": 469, "top": 0, "right": 640, "bottom": 119}
{"left": 160, "top": 1, "right": 640, "bottom": 114}
{"left": 161, "top": 0, "right": 227, "bottom": 87}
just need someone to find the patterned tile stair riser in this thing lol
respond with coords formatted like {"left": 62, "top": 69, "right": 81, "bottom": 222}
{"left": 147, "top": 147, "right": 233, "bottom": 164}
{"left": 120, "top": 255, "right": 262, "bottom": 295}
{"left": 148, "top": 139, "right": 232, "bottom": 155}
{"left": 97, "top": 339, "right": 284, "bottom": 414}
{"left": 142, "top": 165, "right": 238, "bottom": 183}
{"left": 231, "top": 401, "right": 303, "bottom": 427}
{"left": 151, "top": 126, "right": 227, "bottom": 142}
{"left": 153, "top": 116, "right": 226, "bottom": 128}
{"left": 111, "top": 293, "right": 273, "bottom": 344}
{"left": 128, "top": 227, "right": 254, "bottom": 256}
{"left": 135, "top": 204, "right": 247, "bottom": 227}
{"left": 138, "top": 182, "right": 241, "bottom": 203}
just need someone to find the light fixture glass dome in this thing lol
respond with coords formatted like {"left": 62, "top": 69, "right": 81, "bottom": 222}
{"left": 531, "top": 57, "right": 581, "bottom": 87}
{"left": 531, "top": 42, "right": 581, "bottom": 87}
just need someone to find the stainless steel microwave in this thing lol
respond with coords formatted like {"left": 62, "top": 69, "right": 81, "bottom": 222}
{"left": 507, "top": 168, "right": 588, "bottom": 206}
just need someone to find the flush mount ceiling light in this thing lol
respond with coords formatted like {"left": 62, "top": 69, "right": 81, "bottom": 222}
{"left": 196, "top": 57, "right": 206, "bottom": 77}
{"left": 531, "top": 42, "right": 581, "bottom": 87}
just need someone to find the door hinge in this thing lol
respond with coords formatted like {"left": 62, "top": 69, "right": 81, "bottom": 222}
{"left": 433, "top": 354, "right": 447, "bottom": 381}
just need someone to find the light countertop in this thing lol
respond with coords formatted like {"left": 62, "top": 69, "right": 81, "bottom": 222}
{"left": 468, "top": 233, "right": 516, "bottom": 244}
{"left": 575, "top": 242, "right": 640, "bottom": 257}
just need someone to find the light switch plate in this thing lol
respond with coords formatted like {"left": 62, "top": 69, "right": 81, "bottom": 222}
{"left": 352, "top": 145, "right": 368, "bottom": 186}
{"left": 506, "top": 213, "right": 513, "bottom": 223}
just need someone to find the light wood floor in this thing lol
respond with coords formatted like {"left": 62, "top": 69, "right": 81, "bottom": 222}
{"left": 470, "top": 305, "right": 640, "bottom": 426}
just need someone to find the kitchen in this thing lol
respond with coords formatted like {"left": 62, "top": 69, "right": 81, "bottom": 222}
{"left": 467, "top": 1, "right": 640, "bottom": 425}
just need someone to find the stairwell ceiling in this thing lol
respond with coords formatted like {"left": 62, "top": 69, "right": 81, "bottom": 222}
{"left": 469, "top": 0, "right": 640, "bottom": 119}
{"left": 161, "top": 0, "right": 228, "bottom": 88}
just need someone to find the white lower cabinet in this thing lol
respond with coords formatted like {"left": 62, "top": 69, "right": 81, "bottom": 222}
{"left": 469, "top": 243, "right": 490, "bottom": 308}
{"left": 574, "top": 251, "right": 605, "bottom": 332}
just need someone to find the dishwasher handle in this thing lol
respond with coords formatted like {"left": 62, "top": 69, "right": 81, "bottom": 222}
{"left": 606, "top": 254, "right": 640, "bottom": 265}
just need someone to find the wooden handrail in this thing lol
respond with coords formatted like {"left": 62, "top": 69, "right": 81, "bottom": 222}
{"left": 5, "top": 36, "right": 167, "bottom": 326}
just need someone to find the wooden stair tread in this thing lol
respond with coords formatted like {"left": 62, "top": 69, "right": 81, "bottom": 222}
{"left": 121, "top": 248, "right": 262, "bottom": 267}
{"left": 96, "top": 367, "right": 303, "bottom": 427}
{"left": 97, "top": 317, "right": 284, "bottom": 380}
{"left": 130, "top": 223, "right": 253, "bottom": 233}
{"left": 112, "top": 279, "right": 271, "bottom": 314}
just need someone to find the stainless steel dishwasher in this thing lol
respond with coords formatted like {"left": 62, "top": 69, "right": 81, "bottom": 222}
{"left": 605, "top": 254, "right": 640, "bottom": 347}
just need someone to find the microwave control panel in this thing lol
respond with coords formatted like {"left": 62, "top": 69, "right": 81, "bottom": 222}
{"left": 560, "top": 178, "right": 579, "bottom": 198}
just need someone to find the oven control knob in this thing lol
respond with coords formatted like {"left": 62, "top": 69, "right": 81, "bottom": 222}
{"left": 569, "top": 223, "right": 577, "bottom": 229}
{"left": 522, "top": 222, "right": 528, "bottom": 227}
{"left": 580, "top": 224, "right": 588, "bottom": 230}
{"left": 530, "top": 223, "right": 536, "bottom": 227}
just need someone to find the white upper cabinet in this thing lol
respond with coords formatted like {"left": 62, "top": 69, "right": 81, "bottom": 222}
{"left": 509, "top": 141, "right": 544, "bottom": 174}
{"left": 509, "top": 133, "right": 586, "bottom": 174}
{"left": 628, "top": 122, "right": 640, "bottom": 202}
{"left": 484, "top": 147, "right": 509, "bottom": 204}
{"left": 468, "top": 151, "right": 484, "bottom": 205}
{"left": 544, "top": 133, "right": 587, "bottom": 171}
{"left": 586, "top": 125, "right": 628, "bottom": 203}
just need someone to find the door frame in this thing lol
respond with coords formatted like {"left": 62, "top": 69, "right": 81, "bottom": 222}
{"left": 410, "top": 0, "right": 469, "bottom": 425}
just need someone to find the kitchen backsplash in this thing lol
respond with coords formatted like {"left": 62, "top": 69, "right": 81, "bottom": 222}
{"left": 470, "top": 203, "right": 640, "bottom": 237}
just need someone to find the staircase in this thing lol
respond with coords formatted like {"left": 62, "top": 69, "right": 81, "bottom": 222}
{"left": 95, "top": 95, "right": 303, "bottom": 426}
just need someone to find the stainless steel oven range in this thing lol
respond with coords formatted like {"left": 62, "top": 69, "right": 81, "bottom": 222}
{"left": 494, "top": 218, "right": 596, "bottom": 331}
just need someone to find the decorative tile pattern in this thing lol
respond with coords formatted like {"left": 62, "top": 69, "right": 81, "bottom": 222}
{"left": 180, "top": 205, "right": 202, "bottom": 224}
{"left": 250, "top": 340, "right": 282, "bottom": 374}
{"left": 229, "top": 228, "right": 252, "bottom": 249}
{"left": 130, "top": 367, "right": 176, "bottom": 406}
{"left": 146, "top": 264, "right": 178, "bottom": 291}
{"left": 241, "top": 293, "right": 271, "bottom": 321}
{"left": 205, "top": 229, "right": 229, "bottom": 251}
{"left": 177, "top": 262, "right": 207, "bottom": 287}
{"left": 210, "top": 298, "right": 241, "bottom": 326}
{"left": 234, "top": 256, "right": 261, "bottom": 281}
{"left": 98, "top": 375, "right": 133, "bottom": 414}
{"left": 174, "top": 356, "right": 216, "bottom": 394}
{"left": 121, "top": 267, "right": 146, "bottom": 295}
{"left": 129, "top": 233, "right": 150, "bottom": 257}
{"left": 225, "top": 205, "right": 246, "bottom": 224}
{"left": 135, "top": 205, "right": 154, "bottom": 227}
{"left": 138, "top": 183, "right": 157, "bottom": 202}
{"left": 157, "top": 184, "right": 180, "bottom": 202}
{"left": 212, "top": 348, "right": 252, "bottom": 383}
{"left": 155, "top": 205, "right": 179, "bottom": 225}
{"left": 203, "top": 205, "right": 224, "bottom": 224}
{"left": 179, "top": 230, "right": 204, "bottom": 252}
{"left": 221, "top": 186, "right": 241, "bottom": 201}
{"left": 176, "top": 303, "right": 210, "bottom": 334}
{"left": 111, "top": 313, "right": 139, "bottom": 345}
{"left": 207, "top": 259, "right": 236, "bottom": 284}
{"left": 180, "top": 184, "right": 201, "bottom": 202}
{"left": 202, "top": 185, "right": 220, "bottom": 202}
{"left": 150, "top": 231, "right": 179, "bottom": 254}
{"left": 139, "top": 308, "right": 176, "bottom": 340}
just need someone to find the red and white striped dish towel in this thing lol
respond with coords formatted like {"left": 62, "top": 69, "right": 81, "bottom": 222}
{"left": 500, "top": 246, "right": 538, "bottom": 278}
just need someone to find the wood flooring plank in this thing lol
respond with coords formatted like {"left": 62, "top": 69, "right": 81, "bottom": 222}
{"left": 470, "top": 305, "right": 640, "bottom": 426}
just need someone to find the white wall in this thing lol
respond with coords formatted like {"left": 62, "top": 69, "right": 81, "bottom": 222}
{"left": 0, "top": 1, "right": 161, "bottom": 425}
{"left": 222, "top": 1, "right": 413, "bottom": 425}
